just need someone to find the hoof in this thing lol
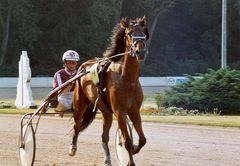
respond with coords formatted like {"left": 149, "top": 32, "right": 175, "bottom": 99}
{"left": 104, "top": 159, "right": 112, "bottom": 166}
{"left": 69, "top": 144, "right": 77, "bottom": 156}
{"left": 128, "top": 163, "right": 135, "bottom": 166}
{"left": 132, "top": 144, "right": 139, "bottom": 155}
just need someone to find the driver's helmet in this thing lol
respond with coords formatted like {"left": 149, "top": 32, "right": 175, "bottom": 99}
{"left": 62, "top": 50, "right": 80, "bottom": 62}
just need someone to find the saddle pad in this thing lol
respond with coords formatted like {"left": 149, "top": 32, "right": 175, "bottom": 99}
{"left": 89, "top": 63, "right": 99, "bottom": 85}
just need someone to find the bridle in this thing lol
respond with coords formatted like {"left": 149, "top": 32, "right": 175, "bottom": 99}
{"left": 126, "top": 23, "right": 148, "bottom": 60}
{"left": 130, "top": 34, "right": 148, "bottom": 59}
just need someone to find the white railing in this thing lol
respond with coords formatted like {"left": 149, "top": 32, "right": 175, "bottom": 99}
{"left": 0, "top": 77, "right": 189, "bottom": 88}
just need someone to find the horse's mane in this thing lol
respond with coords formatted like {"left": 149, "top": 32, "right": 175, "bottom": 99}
{"left": 102, "top": 23, "right": 126, "bottom": 62}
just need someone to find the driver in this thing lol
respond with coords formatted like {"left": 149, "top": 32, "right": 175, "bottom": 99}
{"left": 52, "top": 50, "right": 80, "bottom": 114}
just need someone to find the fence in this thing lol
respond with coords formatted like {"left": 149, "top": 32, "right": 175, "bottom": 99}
{"left": 0, "top": 77, "right": 189, "bottom": 99}
{"left": 0, "top": 77, "right": 188, "bottom": 88}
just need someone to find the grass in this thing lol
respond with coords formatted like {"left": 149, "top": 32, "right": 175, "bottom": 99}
{"left": 1, "top": 99, "right": 240, "bottom": 128}
{"left": 140, "top": 115, "right": 240, "bottom": 128}
{"left": 1, "top": 108, "right": 240, "bottom": 128}
{"left": 0, "top": 108, "right": 31, "bottom": 115}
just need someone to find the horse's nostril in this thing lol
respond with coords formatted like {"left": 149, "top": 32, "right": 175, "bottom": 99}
{"left": 136, "top": 50, "right": 139, "bottom": 54}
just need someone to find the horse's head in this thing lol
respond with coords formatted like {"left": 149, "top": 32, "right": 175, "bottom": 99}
{"left": 120, "top": 16, "right": 149, "bottom": 61}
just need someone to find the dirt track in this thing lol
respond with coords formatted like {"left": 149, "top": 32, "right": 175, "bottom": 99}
{"left": 0, "top": 114, "right": 240, "bottom": 166}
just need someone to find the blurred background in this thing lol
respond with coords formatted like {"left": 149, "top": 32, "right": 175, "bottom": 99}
{"left": 0, "top": 0, "right": 239, "bottom": 77}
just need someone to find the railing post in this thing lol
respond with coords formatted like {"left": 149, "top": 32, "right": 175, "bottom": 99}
{"left": 15, "top": 51, "right": 35, "bottom": 108}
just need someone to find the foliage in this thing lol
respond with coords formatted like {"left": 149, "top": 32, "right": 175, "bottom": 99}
{"left": 154, "top": 93, "right": 165, "bottom": 109}
{"left": 1, "top": 0, "right": 240, "bottom": 76}
{"left": 0, "top": 0, "right": 41, "bottom": 76}
{"left": 143, "top": 0, "right": 223, "bottom": 76}
{"left": 0, "top": 101, "right": 15, "bottom": 109}
{"left": 158, "top": 68, "right": 240, "bottom": 114}
{"left": 0, "top": 0, "right": 121, "bottom": 76}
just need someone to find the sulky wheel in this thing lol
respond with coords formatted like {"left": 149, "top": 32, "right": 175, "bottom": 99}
{"left": 115, "top": 120, "right": 133, "bottom": 166}
{"left": 19, "top": 123, "right": 36, "bottom": 166}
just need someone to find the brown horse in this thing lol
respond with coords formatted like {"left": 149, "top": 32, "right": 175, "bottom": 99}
{"left": 69, "top": 16, "right": 149, "bottom": 166}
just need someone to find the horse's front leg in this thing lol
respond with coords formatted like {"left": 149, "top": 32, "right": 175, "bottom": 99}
{"left": 117, "top": 112, "right": 135, "bottom": 166}
{"left": 128, "top": 111, "right": 146, "bottom": 155}
{"left": 128, "top": 84, "right": 146, "bottom": 155}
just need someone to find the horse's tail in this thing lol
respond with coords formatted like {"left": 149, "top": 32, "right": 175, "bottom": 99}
{"left": 79, "top": 105, "right": 97, "bottom": 132}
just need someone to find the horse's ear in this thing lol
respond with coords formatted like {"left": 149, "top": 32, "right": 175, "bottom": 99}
{"left": 138, "top": 16, "right": 146, "bottom": 27}
{"left": 120, "top": 18, "right": 128, "bottom": 29}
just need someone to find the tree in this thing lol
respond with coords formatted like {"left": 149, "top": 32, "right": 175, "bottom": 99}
{"left": 142, "top": 0, "right": 223, "bottom": 76}
{"left": 0, "top": 0, "right": 121, "bottom": 76}
{"left": 0, "top": 0, "right": 12, "bottom": 66}
{"left": 1, "top": 0, "right": 240, "bottom": 77}
{"left": 0, "top": 0, "right": 41, "bottom": 75}
{"left": 228, "top": 0, "right": 240, "bottom": 67}
{"left": 30, "top": 0, "right": 121, "bottom": 76}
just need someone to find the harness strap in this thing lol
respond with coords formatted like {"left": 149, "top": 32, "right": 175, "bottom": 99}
{"left": 93, "top": 61, "right": 111, "bottom": 112}
{"left": 98, "top": 61, "right": 111, "bottom": 92}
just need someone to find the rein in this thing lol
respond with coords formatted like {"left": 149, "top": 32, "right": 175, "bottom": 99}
{"left": 99, "top": 51, "right": 132, "bottom": 62}
{"left": 82, "top": 51, "right": 132, "bottom": 66}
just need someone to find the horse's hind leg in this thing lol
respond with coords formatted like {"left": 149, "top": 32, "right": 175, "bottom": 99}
{"left": 69, "top": 81, "right": 90, "bottom": 156}
{"left": 69, "top": 109, "right": 83, "bottom": 155}
{"left": 94, "top": 101, "right": 113, "bottom": 166}
{"left": 101, "top": 110, "right": 113, "bottom": 166}
{"left": 128, "top": 111, "right": 146, "bottom": 154}
{"left": 69, "top": 101, "right": 90, "bottom": 156}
